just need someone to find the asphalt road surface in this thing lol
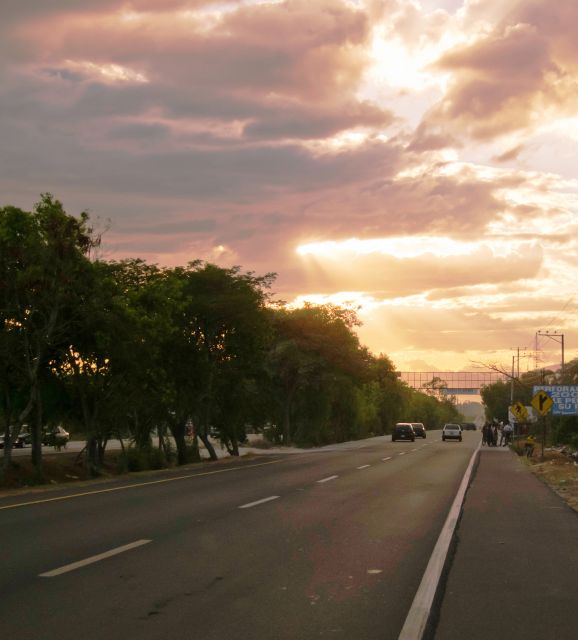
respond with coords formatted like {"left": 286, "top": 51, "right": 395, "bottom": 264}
{"left": 0, "top": 432, "right": 479, "bottom": 640}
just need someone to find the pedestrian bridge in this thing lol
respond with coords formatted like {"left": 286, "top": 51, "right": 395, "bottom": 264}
{"left": 397, "top": 371, "right": 507, "bottom": 396}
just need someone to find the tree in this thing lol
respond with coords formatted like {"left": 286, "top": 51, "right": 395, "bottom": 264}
{"left": 0, "top": 195, "right": 98, "bottom": 476}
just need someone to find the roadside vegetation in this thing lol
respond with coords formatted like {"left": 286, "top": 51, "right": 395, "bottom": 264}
{"left": 1, "top": 195, "right": 462, "bottom": 486}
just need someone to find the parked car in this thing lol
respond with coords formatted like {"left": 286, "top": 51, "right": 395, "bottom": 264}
{"left": 42, "top": 425, "right": 70, "bottom": 448}
{"left": 392, "top": 423, "right": 415, "bottom": 442}
{"left": 442, "top": 423, "right": 462, "bottom": 442}
{"left": 0, "top": 428, "right": 31, "bottom": 448}
{"left": 14, "top": 430, "right": 32, "bottom": 448}
{"left": 411, "top": 422, "right": 427, "bottom": 438}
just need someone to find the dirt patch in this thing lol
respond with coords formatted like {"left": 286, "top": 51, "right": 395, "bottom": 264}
{"left": 524, "top": 449, "right": 578, "bottom": 513}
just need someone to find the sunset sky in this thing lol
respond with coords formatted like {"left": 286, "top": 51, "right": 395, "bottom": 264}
{"left": 2, "top": 0, "right": 577, "bottom": 373}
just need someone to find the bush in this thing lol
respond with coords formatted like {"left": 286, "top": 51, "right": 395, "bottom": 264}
{"left": 119, "top": 446, "right": 170, "bottom": 472}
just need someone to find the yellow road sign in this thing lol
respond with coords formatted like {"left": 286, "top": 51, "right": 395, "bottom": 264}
{"left": 531, "top": 390, "right": 553, "bottom": 416}
{"left": 511, "top": 402, "right": 528, "bottom": 421}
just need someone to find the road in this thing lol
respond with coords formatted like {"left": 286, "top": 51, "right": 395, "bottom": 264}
{"left": 0, "top": 432, "right": 478, "bottom": 640}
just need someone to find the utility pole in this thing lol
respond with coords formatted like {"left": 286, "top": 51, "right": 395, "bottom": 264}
{"left": 509, "top": 347, "right": 526, "bottom": 403}
{"left": 536, "top": 331, "right": 565, "bottom": 377}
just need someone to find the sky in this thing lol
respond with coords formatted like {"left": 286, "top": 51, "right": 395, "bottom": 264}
{"left": 1, "top": 0, "right": 577, "bottom": 373}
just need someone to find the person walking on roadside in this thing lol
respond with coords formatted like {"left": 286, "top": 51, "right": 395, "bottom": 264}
{"left": 492, "top": 423, "right": 499, "bottom": 447}
{"left": 524, "top": 433, "right": 536, "bottom": 457}
{"left": 482, "top": 422, "right": 489, "bottom": 446}
{"left": 502, "top": 422, "right": 513, "bottom": 446}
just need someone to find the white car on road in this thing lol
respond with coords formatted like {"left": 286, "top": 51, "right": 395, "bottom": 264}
{"left": 442, "top": 424, "right": 462, "bottom": 442}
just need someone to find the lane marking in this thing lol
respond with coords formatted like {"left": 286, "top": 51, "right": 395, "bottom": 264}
{"left": 357, "top": 465, "right": 371, "bottom": 470}
{"left": 317, "top": 475, "right": 338, "bottom": 484}
{"left": 411, "top": 448, "right": 418, "bottom": 452}
{"left": 398, "top": 452, "right": 406, "bottom": 456}
{"left": 398, "top": 442, "right": 481, "bottom": 640}
{"left": 39, "top": 539, "right": 151, "bottom": 578}
{"left": 0, "top": 459, "right": 286, "bottom": 512}
{"left": 382, "top": 457, "right": 393, "bottom": 462}
{"left": 238, "top": 495, "right": 280, "bottom": 510}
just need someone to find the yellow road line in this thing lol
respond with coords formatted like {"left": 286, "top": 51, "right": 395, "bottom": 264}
{"left": 0, "top": 458, "right": 285, "bottom": 511}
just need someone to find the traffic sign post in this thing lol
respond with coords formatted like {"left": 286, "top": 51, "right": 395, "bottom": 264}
{"left": 531, "top": 390, "right": 553, "bottom": 416}
{"left": 510, "top": 402, "right": 528, "bottom": 422}
{"left": 531, "top": 390, "right": 553, "bottom": 460}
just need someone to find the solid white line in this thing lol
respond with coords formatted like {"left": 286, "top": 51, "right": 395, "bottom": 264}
{"left": 317, "top": 475, "right": 339, "bottom": 484}
{"left": 382, "top": 457, "right": 393, "bottom": 461}
{"left": 238, "top": 495, "right": 280, "bottom": 509}
{"left": 39, "top": 539, "right": 151, "bottom": 578}
{"left": 398, "top": 442, "right": 481, "bottom": 640}
{"left": 357, "top": 465, "right": 371, "bottom": 469}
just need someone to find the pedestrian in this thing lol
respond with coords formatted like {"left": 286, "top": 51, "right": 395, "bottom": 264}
{"left": 482, "top": 422, "right": 489, "bottom": 446}
{"left": 502, "top": 422, "right": 513, "bottom": 446}
{"left": 485, "top": 423, "right": 492, "bottom": 446}
{"left": 492, "top": 424, "right": 499, "bottom": 447}
{"left": 524, "top": 434, "right": 536, "bottom": 457}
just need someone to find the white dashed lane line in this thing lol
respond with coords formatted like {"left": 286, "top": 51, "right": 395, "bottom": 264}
{"left": 357, "top": 465, "right": 371, "bottom": 470}
{"left": 317, "top": 475, "right": 339, "bottom": 484}
{"left": 39, "top": 539, "right": 151, "bottom": 578}
{"left": 398, "top": 452, "right": 406, "bottom": 456}
{"left": 382, "top": 457, "right": 393, "bottom": 461}
{"left": 238, "top": 496, "right": 280, "bottom": 509}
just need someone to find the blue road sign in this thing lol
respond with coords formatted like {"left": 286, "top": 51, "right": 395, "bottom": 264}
{"left": 532, "top": 385, "right": 578, "bottom": 416}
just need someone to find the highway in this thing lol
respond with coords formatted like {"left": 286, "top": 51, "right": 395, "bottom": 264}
{"left": 0, "top": 432, "right": 479, "bottom": 640}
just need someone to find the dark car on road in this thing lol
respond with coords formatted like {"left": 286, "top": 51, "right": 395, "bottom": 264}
{"left": 460, "top": 422, "right": 477, "bottom": 431}
{"left": 0, "top": 428, "right": 32, "bottom": 448}
{"left": 411, "top": 422, "right": 427, "bottom": 438}
{"left": 14, "top": 431, "right": 32, "bottom": 448}
{"left": 392, "top": 423, "right": 416, "bottom": 442}
{"left": 42, "top": 426, "right": 70, "bottom": 448}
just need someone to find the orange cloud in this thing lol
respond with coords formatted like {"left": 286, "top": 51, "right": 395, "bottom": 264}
{"left": 415, "top": 0, "right": 578, "bottom": 144}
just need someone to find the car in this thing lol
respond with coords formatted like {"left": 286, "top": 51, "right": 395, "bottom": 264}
{"left": 411, "top": 422, "right": 427, "bottom": 438}
{"left": 0, "top": 428, "right": 31, "bottom": 448}
{"left": 442, "top": 423, "right": 462, "bottom": 441}
{"left": 42, "top": 425, "right": 70, "bottom": 448}
{"left": 14, "top": 430, "right": 32, "bottom": 448}
{"left": 392, "top": 423, "right": 415, "bottom": 442}
{"left": 460, "top": 422, "right": 477, "bottom": 431}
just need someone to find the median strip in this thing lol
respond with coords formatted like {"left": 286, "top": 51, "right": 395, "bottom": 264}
{"left": 238, "top": 495, "right": 280, "bottom": 509}
{"left": 39, "top": 539, "right": 151, "bottom": 578}
{"left": 317, "top": 475, "right": 338, "bottom": 484}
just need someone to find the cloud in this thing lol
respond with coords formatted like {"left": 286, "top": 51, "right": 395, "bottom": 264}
{"left": 415, "top": 0, "right": 578, "bottom": 144}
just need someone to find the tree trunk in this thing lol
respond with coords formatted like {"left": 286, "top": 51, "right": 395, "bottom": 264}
{"left": 282, "top": 382, "right": 297, "bottom": 446}
{"left": 85, "top": 435, "right": 100, "bottom": 476}
{"left": 31, "top": 387, "right": 43, "bottom": 478}
{"left": 170, "top": 421, "right": 188, "bottom": 465}
{"left": 198, "top": 430, "right": 218, "bottom": 460}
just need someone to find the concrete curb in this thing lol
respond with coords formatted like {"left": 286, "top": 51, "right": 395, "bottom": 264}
{"left": 398, "top": 442, "right": 481, "bottom": 640}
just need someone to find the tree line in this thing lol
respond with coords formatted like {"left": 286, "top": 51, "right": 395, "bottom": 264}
{"left": 1, "top": 195, "right": 462, "bottom": 480}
